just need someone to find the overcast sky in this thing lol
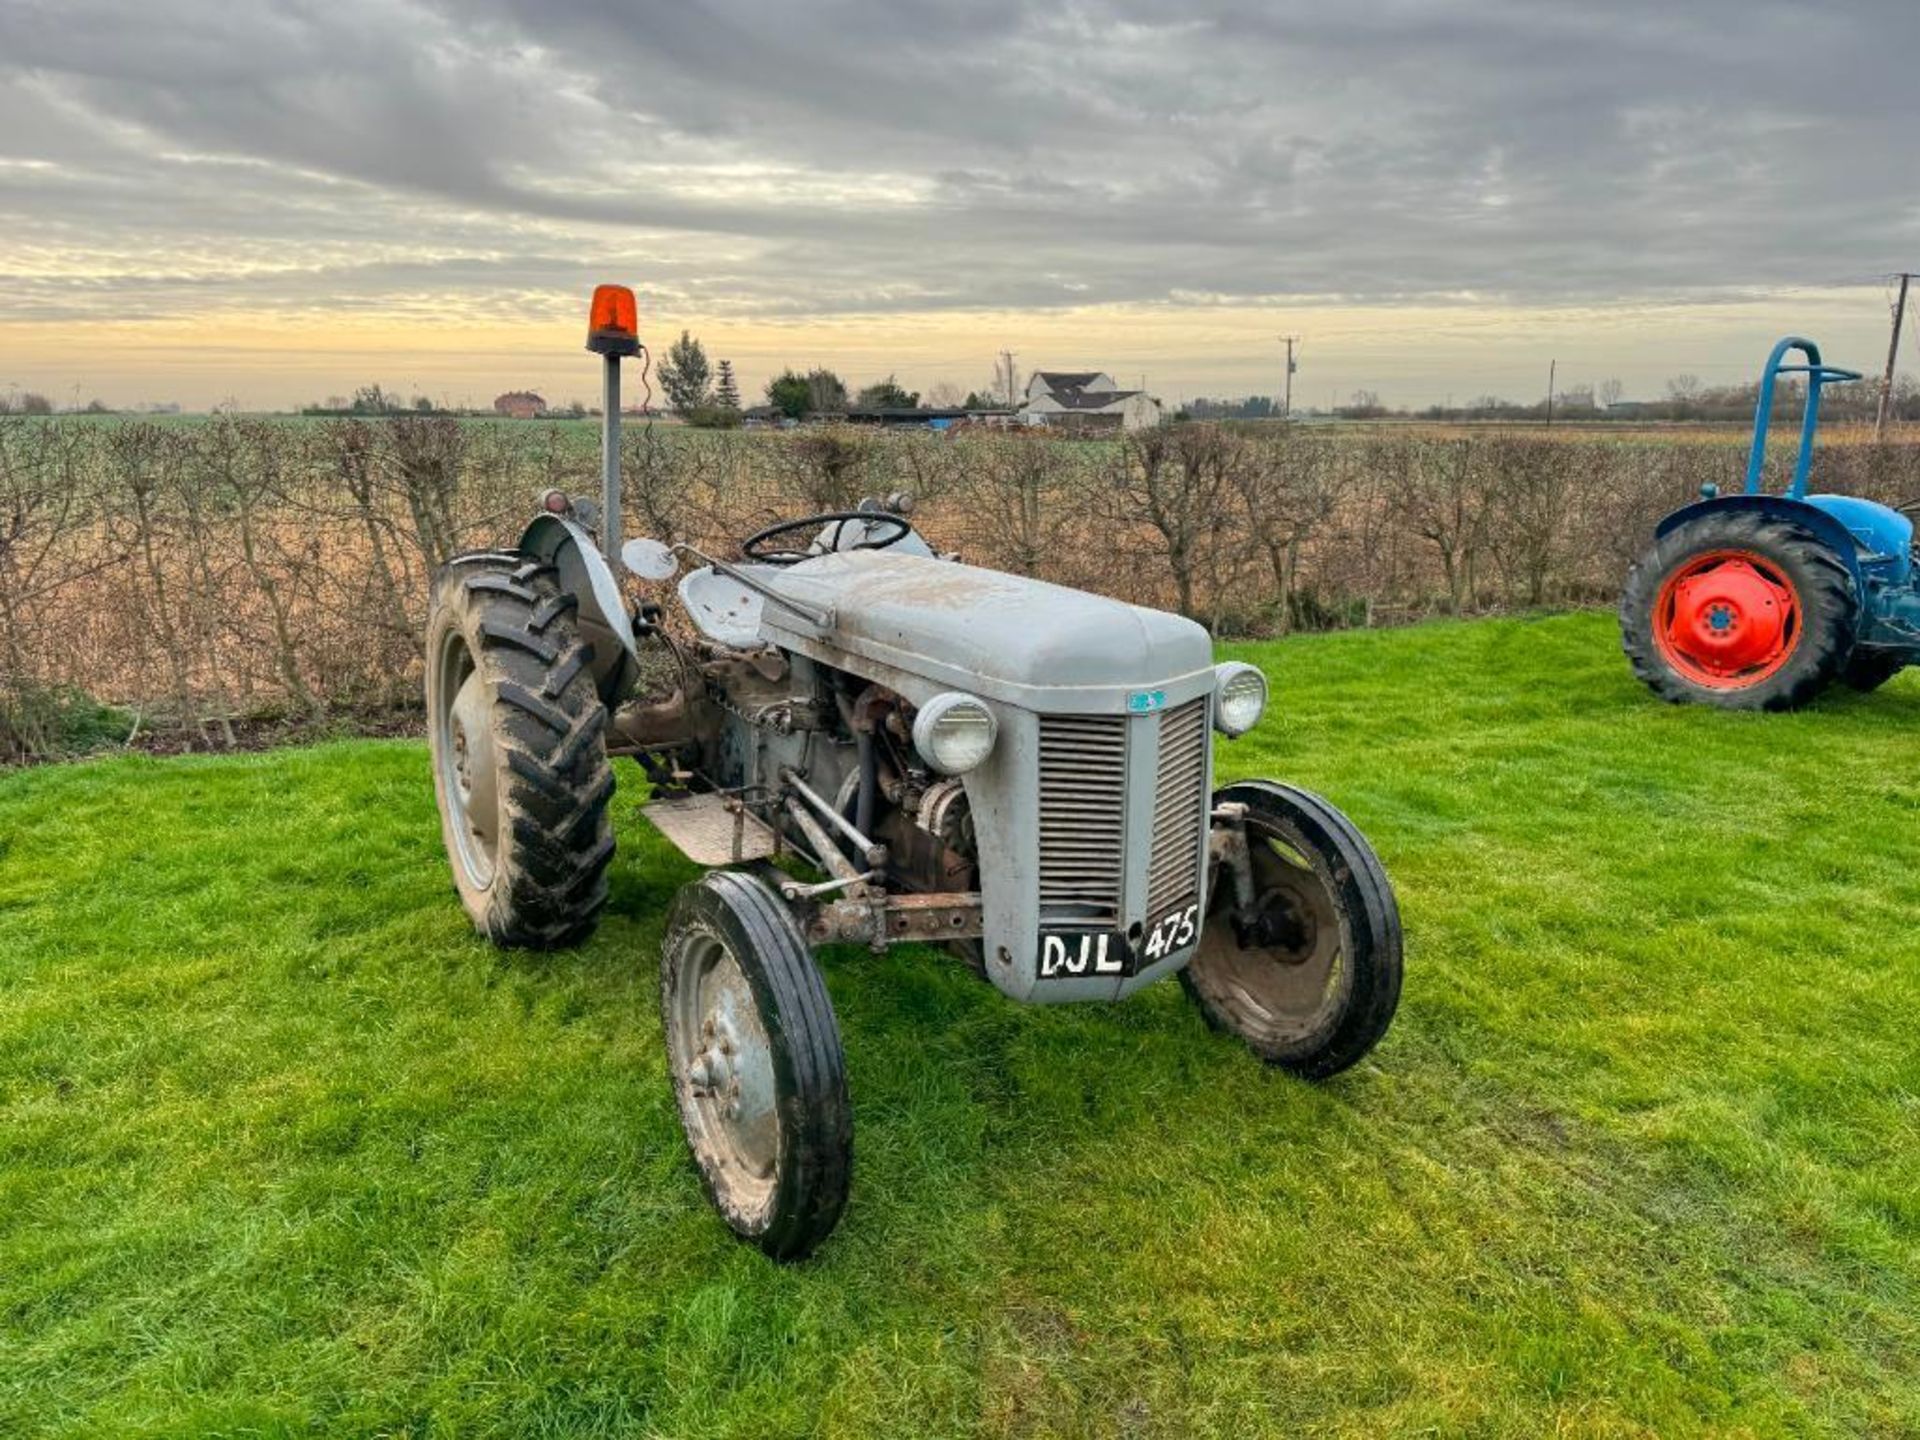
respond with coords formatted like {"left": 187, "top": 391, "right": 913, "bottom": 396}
{"left": 3, "top": 0, "right": 1917, "bottom": 409}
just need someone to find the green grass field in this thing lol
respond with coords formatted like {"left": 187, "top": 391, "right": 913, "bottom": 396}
{"left": 3, "top": 612, "right": 1918, "bottom": 1438}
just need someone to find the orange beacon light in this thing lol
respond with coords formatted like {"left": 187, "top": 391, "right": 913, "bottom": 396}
{"left": 587, "top": 284, "right": 640, "bottom": 357}
{"left": 586, "top": 284, "right": 640, "bottom": 572}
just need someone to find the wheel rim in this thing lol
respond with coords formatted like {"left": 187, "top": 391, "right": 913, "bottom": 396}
{"left": 1196, "top": 823, "right": 1347, "bottom": 1043}
{"left": 434, "top": 629, "right": 499, "bottom": 889}
{"left": 1653, "top": 548, "right": 1801, "bottom": 689}
{"left": 668, "top": 931, "right": 781, "bottom": 1216}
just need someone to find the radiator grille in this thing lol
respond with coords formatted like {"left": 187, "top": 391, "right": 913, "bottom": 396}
{"left": 1146, "top": 697, "right": 1210, "bottom": 918}
{"left": 1037, "top": 714, "right": 1128, "bottom": 923}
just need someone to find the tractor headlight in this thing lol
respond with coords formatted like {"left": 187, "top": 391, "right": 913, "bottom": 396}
{"left": 913, "top": 693, "right": 997, "bottom": 775}
{"left": 1212, "top": 663, "right": 1268, "bottom": 737}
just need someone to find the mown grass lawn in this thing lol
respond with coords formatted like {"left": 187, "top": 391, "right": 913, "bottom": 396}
{"left": 2, "top": 611, "right": 1918, "bottom": 1438}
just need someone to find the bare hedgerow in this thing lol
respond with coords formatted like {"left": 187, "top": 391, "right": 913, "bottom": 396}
{"left": 385, "top": 413, "right": 466, "bottom": 572}
{"left": 0, "top": 415, "right": 94, "bottom": 756}
{"left": 1482, "top": 436, "right": 1576, "bottom": 609}
{"left": 882, "top": 430, "right": 967, "bottom": 510}
{"left": 103, "top": 422, "right": 235, "bottom": 746}
{"left": 218, "top": 415, "right": 324, "bottom": 723}
{"left": 8, "top": 417, "right": 1920, "bottom": 755}
{"left": 943, "top": 431, "right": 1083, "bottom": 579}
{"left": 320, "top": 419, "right": 421, "bottom": 693}
{"left": 1229, "top": 430, "right": 1346, "bottom": 632}
{"left": 771, "top": 427, "right": 880, "bottom": 514}
{"left": 1385, "top": 438, "right": 1496, "bottom": 616}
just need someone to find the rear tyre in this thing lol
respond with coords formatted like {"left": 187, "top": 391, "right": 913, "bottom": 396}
{"left": 1841, "top": 646, "right": 1907, "bottom": 693}
{"left": 1620, "top": 511, "right": 1857, "bottom": 710}
{"left": 425, "top": 552, "right": 614, "bottom": 948}
{"left": 660, "top": 871, "right": 852, "bottom": 1260}
{"left": 1182, "top": 781, "right": 1403, "bottom": 1080}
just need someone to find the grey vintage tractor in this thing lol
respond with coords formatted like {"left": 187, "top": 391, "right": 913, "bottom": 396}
{"left": 424, "top": 286, "right": 1404, "bottom": 1257}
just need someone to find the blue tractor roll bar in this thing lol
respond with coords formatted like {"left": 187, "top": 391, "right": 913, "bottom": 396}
{"left": 1743, "top": 336, "right": 1863, "bottom": 500}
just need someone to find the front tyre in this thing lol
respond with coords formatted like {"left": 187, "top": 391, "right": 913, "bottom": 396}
{"left": 1620, "top": 511, "right": 1858, "bottom": 710}
{"left": 1183, "top": 781, "right": 1403, "bottom": 1080}
{"left": 661, "top": 871, "right": 852, "bottom": 1260}
{"left": 425, "top": 552, "right": 614, "bottom": 948}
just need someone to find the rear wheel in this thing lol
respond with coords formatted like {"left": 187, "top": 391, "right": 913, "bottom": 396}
{"left": 661, "top": 871, "right": 852, "bottom": 1260}
{"left": 1182, "top": 781, "right": 1403, "bottom": 1079}
{"left": 425, "top": 553, "right": 614, "bottom": 948}
{"left": 1620, "top": 511, "right": 1857, "bottom": 710}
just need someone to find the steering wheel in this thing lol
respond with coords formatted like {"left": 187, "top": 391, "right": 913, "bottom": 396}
{"left": 741, "top": 510, "right": 912, "bottom": 566}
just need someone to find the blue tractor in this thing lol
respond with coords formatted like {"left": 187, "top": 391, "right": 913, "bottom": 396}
{"left": 1621, "top": 337, "right": 1919, "bottom": 709}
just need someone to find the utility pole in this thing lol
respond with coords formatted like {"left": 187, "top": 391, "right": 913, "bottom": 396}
{"left": 1278, "top": 336, "right": 1301, "bottom": 418}
{"left": 999, "top": 349, "right": 1019, "bottom": 409}
{"left": 1545, "top": 358, "right": 1557, "bottom": 427}
{"left": 1875, "top": 272, "right": 1914, "bottom": 440}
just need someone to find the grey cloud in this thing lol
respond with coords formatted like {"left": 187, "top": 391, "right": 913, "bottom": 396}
{"left": 1, "top": 0, "right": 1917, "bottom": 329}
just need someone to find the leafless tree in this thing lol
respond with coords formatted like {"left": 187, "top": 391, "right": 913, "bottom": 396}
{"left": 1234, "top": 431, "right": 1344, "bottom": 631}
{"left": 1386, "top": 439, "right": 1498, "bottom": 614}
{"left": 1098, "top": 424, "right": 1250, "bottom": 625}
{"left": 1485, "top": 437, "right": 1573, "bottom": 607}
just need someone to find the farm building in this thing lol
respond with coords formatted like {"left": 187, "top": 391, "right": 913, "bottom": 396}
{"left": 843, "top": 406, "right": 1017, "bottom": 430}
{"left": 493, "top": 390, "right": 548, "bottom": 419}
{"left": 1022, "top": 371, "right": 1162, "bottom": 432}
{"left": 1029, "top": 372, "right": 1159, "bottom": 433}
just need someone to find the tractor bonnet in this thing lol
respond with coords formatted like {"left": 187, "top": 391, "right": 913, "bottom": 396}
{"left": 754, "top": 549, "right": 1214, "bottom": 709}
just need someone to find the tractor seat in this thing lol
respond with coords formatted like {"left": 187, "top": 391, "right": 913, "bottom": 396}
{"left": 678, "top": 566, "right": 767, "bottom": 649}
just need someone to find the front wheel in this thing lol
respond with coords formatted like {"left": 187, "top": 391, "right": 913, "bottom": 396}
{"left": 660, "top": 871, "right": 852, "bottom": 1260}
{"left": 1182, "top": 781, "right": 1403, "bottom": 1079}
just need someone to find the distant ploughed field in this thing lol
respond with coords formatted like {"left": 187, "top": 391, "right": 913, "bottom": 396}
{"left": 3, "top": 414, "right": 1918, "bottom": 758}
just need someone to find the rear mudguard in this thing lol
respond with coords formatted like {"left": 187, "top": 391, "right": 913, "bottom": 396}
{"left": 1656, "top": 494, "right": 1864, "bottom": 580}
{"left": 518, "top": 514, "right": 639, "bottom": 704}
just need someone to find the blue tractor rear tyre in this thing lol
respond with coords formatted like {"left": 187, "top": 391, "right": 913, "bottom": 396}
{"left": 1620, "top": 510, "right": 1858, "bottom": 710}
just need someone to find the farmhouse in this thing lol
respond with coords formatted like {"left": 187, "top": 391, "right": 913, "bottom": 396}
{"left": 1022, "top": 371, "right": 1162, "bottom": 432}
{"left": 493, "top": 390, "right": 548, "bottom": 419}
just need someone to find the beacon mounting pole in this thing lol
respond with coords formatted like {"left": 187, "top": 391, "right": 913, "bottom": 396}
{"left": 601, "top": 352, "right": 622, "bottom": 572}
{"left": 585, "top": 285, "right": 642, "bottom": 577}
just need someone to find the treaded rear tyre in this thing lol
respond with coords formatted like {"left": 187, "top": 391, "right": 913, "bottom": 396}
{"left": 1620, "top": 510, "right": 1858, "bottom": 710}
{"left": 426, "top": 552, "right": 614, "bottom": 948}
{"left": 661, "top": 871, "right": 852, "bottom": 1260}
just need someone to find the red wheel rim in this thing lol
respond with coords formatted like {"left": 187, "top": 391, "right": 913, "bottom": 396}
{"left": 1653, "top": 548, "right": 1801, "bottom": 689}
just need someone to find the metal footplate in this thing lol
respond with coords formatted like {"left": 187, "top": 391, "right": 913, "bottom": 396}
{"left": 643, "top": 794, "right": 780, "bottom": 865}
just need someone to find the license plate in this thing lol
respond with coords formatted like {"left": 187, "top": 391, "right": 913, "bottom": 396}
{"left": 1037, "top": 897, "right": 1200, "bottom": 981}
